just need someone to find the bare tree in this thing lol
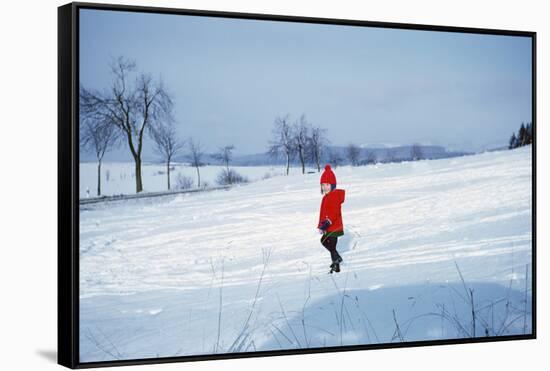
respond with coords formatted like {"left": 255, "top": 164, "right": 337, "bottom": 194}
{"left": 213, "top": 145, "right": 235, "bottom": 173}
{"left": 292, "top": 114, "right": 310, "bottom": 174}
{"left": 307, "top": 125, "right": 329, "bottom": 172}
{"left": 267, "top": 115, "right": 294, "bottom": 175}
{"left": 346, "top": 143, "right": 361, "bottom": 166}
{"left": 410, "top": 143, "right": 423, "bottom": 161}
{"left": 80, "top": 117, "right": 120, "bottom": 196}
{"left": 150, "top": 122, "right": 184, "bottom": 190}
{"left": 188, "top": 137, "right": 205, "bottom": 187}
{"left": 327, "top": 148, "right": 343, "bottom": 168}
{"left": 80, "top": 56, "right": 174, "bottom": 193}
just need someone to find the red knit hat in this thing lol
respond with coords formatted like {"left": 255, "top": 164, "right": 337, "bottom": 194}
{"left": 320, "top": 164, "right": 336, "bottom": 185}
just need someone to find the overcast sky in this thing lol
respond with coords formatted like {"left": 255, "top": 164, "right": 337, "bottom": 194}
{"left": 80, "top": 8, "right": 532, "bottom": 158}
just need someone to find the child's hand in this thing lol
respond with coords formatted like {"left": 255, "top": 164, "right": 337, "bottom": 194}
{"left": 319, "top": 219, "right": 331, "bottom": 231}
{"left": 318, "top": 228, "right": 324, "bottom": 235}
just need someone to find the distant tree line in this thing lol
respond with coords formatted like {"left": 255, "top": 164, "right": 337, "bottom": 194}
{"left": 348, "top": 142, "right": 424, "bottom": 166}
{"left": 509, "top": 122, "right": 533, "bottom": 149}
{"left": 267, "top": 114, "right": 430, "bottom": 174}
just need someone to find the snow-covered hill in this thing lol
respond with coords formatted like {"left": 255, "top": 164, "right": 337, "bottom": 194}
{"left": 79, "top": 146, "right": 533, "bottom": 362}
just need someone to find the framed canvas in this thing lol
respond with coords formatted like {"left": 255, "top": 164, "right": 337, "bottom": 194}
{"left": 58, "top": 2, "right": 537, "bottom": 368}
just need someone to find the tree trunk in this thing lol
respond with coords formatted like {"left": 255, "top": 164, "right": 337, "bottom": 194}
{"left": 196, "top": 166, "right": 201, "bottom": 187}
{"left": 299, "top": 149, "right": 305, "bottom": 174}
{"left": 167, "top": 162, "right": 171, "bottom": 190}
{"left": 316, "top": 154, "right": 320, "bottom": 172}
{"left": 285, "top": 153, "right": 290, "bottom": 175}
{"left": 97, "top": 161, "right": 102, "bottom": 196}
{"left": 135, "top": 157, "right": 143, "bottom": 193}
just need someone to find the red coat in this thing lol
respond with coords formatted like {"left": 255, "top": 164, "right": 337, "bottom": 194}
{"left": 318, "top": 189, "right": 345, "bottom": 234}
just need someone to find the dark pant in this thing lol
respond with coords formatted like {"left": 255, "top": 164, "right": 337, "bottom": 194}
{"left": 320, "top": 235, "right": 342, "bottom": 263}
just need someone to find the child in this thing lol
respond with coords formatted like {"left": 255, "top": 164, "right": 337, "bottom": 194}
{"left": 317, "top": 164, "right": 345, "bottom": 273}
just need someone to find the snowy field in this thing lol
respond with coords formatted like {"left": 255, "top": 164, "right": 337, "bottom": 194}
{"left": 79, "top": 162, "right": 285, "bottom": 198}
{"left": 79, "top": 146, "right": 533, "bottom": 363}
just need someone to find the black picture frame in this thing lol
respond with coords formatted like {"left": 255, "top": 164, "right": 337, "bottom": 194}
{"left": 58, "top": 2, "right": 537, "bottom": 369}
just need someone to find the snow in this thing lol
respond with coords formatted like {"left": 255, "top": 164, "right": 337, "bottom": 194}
{"left": 79, "top": 146, "right": 533, "bottom": 363}
{"left": 79, "top": 162, "right": 284, "bottom": 198}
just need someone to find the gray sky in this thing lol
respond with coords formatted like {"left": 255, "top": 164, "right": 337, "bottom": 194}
{"left": 80, "top": 8, "right": 532, "bottom": 158}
